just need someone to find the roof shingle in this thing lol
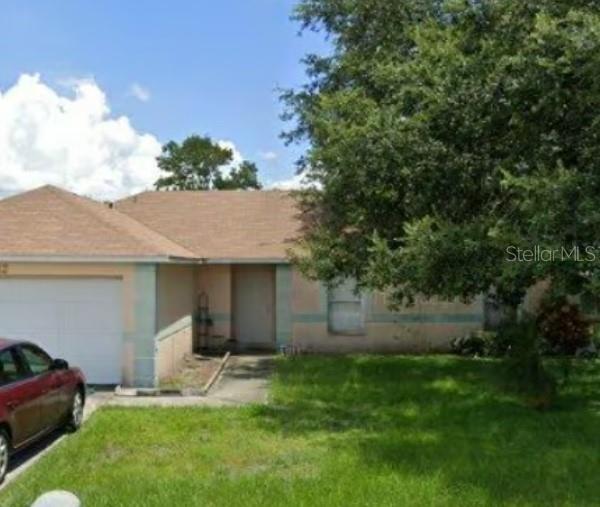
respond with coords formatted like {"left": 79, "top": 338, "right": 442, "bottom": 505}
{"left": 115, "top": 190, "right": 300, "bottom": 260}
{"left": 0, "top": 185, "right": 197, "bottom": 259}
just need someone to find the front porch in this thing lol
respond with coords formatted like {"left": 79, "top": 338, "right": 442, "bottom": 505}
{"left": 155, "top": 263, "right": 291, "bottom": 384}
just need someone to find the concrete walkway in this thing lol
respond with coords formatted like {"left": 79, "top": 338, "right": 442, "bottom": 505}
{"left": 206, "top": 354, "right": 274, "bottom": 405}
{"left": 92, "top": 354, "right": 274, "bottom": 409}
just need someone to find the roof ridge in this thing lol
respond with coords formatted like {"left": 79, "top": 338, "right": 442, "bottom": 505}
{"left": 46, "top": 186, "right": 197, "bottom": 259}
{"left": 117, "top": 188, "right": 291, "bottom": 201}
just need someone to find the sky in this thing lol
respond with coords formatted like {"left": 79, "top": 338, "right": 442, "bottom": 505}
{"left": 0, "top": 0, "right": 330, "bottom": 198}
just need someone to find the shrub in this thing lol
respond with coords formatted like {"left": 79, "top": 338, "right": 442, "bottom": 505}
{"left": 536, "top": 297, "right": 590, "bottom": 355}
{"left": 451, "top": 329, "right": 512, "bottom": 357}
{"left": 450, "top": 332, "right": 487, "bottom": 357}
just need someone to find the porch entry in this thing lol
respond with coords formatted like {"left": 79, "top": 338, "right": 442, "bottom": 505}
{"left": 232, "top": 265, "right": 275, "bottom": 350}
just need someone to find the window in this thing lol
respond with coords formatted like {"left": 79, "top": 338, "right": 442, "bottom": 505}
{"left": 19, "top": 345, "right": 52, "bottom": 375}
{"left": 0, "top": 348, "right": 26, "bottom": 386}
{"left": 328, "top": 279, "right": 366, "bottom": 335}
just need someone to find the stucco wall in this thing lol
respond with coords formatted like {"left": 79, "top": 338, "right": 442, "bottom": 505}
{"left": 279, "top": 267, "right": 484, "bottom": 353}
{"left": 193, "top": 263, "right": 483, "bottom": 353}
{"left": 0, "top": 262, "right": 157, "bottom": 386}
{"left": 155, "top": 264, "right": 196, "bottom": 382}
{"left": 156, "top": 264, "right": 196, "bottom": 331}
{"left": 156, "top": 315, "right": 193, "bottom": 382}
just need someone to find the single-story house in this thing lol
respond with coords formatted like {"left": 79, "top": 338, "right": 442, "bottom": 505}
{"left": 0, "top": 185, "right": 484, "bottom": 387}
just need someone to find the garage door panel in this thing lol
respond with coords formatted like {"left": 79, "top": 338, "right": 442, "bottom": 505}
{"left": 61, "top": 332, "right": 121, "bottom": 357}
{"left": 61, "top": 332, "right": 121, "bottom": 383}
{"left": 0, "top": 303, "right": 58, "bottom": 331}
{"left": 0, "top": 279, "right": 123, "bottom": 384}
{"left": 0, "top": 330, "right": 60, "bottom": 355}
{"left": 62, "top": 302, "right": 122, "bottom": 333}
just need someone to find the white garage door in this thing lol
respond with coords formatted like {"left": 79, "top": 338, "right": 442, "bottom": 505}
{"left": 0, "top": 278, "right": 123, "bottom": 384}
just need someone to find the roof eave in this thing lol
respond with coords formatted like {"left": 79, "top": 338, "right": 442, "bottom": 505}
{"left": 0, "top": 254, "right": 174, "bottom": 264}
{"left": 199, "top": 257, "right": 289, "bottom": 264}
{"left": 0, "top": 255, "right": 290, "bottom": 265}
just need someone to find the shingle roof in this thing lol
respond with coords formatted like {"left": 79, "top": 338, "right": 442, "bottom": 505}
{"left": 0, "top": 185, "right": 197, "bottom": 259}
{"left": 115, "top": 190, "right": 300, "bottom": 260}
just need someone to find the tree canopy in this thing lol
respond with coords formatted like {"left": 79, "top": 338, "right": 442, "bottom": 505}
{"left": 284, "top": 0, "right": 600, "bottom": 307}
{"left": 155, "top": 135, "right": 262, "bottom": 191}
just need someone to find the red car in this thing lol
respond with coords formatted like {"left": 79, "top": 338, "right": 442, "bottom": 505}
{"left": 0, "top": 338, "right": 86, "bottom": 482}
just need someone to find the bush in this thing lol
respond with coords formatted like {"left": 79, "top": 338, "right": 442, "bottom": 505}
{"left": 536, "top": 297, "right": 590, "bottom": 355}
{"left": 451, "top": 329, "right": 512, "bottom": 357}
{"left": 452, "top": 316, "right": 561, "bottom": 409}
{"left": 450, "top": 332, "right": 487, "bottom": 357}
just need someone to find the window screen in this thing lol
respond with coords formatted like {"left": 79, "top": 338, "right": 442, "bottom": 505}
{"left": 328, "top": 279, "right": 366, "bottom": 335}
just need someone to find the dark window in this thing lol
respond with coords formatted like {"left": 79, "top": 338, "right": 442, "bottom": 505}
{"left": 19, "top": 345, "right": 52, "bottom": 376}
{"left": 0, "top": 348, "right": 26, "bottom": 386}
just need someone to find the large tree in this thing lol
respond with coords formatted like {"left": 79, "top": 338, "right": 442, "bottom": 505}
{"left": 284, "top": 0, "right": 600, "bottom": 308}
{"left": 155, "top": 135, "right": 262, "bottom": 190}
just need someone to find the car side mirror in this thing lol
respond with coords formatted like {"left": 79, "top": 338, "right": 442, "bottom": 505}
{"left": 51, "top": 358, "right": 69, "bottom": 370}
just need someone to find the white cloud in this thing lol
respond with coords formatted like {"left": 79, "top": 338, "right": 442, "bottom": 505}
{"left": 0, "top": 74, "right": 162, "bottom": 199}
{"left": 269, "top": 173, "right": 310, "bottom": 190}
{"left": 129, "top": 82, "right": 151, "bottom": 102}
{"left": 216, "top": 139, "right": 244, "bottom": 176}
{"left": 259, "top": 150, "right": 278, "bottom": 161}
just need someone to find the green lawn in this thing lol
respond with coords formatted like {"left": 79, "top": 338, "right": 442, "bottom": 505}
{"left": 2, "top": 356, "right": 599, "bottom": 506}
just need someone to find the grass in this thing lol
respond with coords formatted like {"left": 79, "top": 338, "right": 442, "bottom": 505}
{"left": 2, "top": 356, "right": 599, "bottom": 506}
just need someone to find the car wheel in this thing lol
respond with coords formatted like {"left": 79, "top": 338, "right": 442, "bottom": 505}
{"left": 0, "top": 430, "right": 10, "bottom": 483}
{"left": 66, "top": 390, "right": 84, "bottom": 432}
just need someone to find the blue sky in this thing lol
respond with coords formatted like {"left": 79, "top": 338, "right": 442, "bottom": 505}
{"left": 0, "top": 0, "right": 330, "bottom": 193}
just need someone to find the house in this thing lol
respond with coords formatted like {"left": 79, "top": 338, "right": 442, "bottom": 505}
{"left": 0, "top": 185, "right": 484, "bottom": 387}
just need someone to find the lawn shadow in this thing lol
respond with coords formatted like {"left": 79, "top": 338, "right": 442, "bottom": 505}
{"left": 7, "top": 428, "right": 65, "bottom": 477}
{"left": 254, "top": 355, "right": 600, "bottom": 505}
{"left": 224, "top": 356, "right": 275, "bottom": 381}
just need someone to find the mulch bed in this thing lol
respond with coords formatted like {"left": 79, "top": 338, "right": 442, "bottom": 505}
{"left": 160, "top": 353, "right": 222, "bottom": 391}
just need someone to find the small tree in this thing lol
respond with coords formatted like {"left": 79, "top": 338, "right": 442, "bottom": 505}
{"left": 155, "top": 135, "right": 262, "bottom": 190}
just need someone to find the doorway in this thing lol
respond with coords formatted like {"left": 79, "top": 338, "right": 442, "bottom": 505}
{"left": 232, "top": 265, "right": 275, "bottom": 350}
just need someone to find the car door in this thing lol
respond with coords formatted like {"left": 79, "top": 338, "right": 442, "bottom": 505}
{"left": 0, "top": 347, "right": 44, "bottom": 446}
{"left": 17, "top": 345, "right": 66, "bottom": 429}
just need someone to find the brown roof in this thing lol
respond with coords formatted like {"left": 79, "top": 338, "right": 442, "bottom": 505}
{"left": 115, "top": 190, "right": 300, "bottom": 260}
{"left": 0, "top": 185, "right": 197, "bottom": 259}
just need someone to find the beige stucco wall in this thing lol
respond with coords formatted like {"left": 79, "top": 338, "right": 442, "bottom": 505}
{"left": 289, "top": 269, "right": 484, "bottom": 353}
{"left": 191, "top": 264, "right": 484, "bottom": 353}
{"left": 0, "top": 262, "right": 139, "bottom": 384}
{"left": 156, "top": 317, "right": 193, "bottom": 382}
{"left": 291, "top": 321, "right": 481, "bottom": 353}
{"left": 156, "top": 264, "right": 197, "bottom": 332}
{"left": 155, "top": 264, "right": 197, "bottom": 381}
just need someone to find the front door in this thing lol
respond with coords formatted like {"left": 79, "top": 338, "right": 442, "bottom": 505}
{"left": 233, "top": 265, "right": 275, "bottom": 350}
